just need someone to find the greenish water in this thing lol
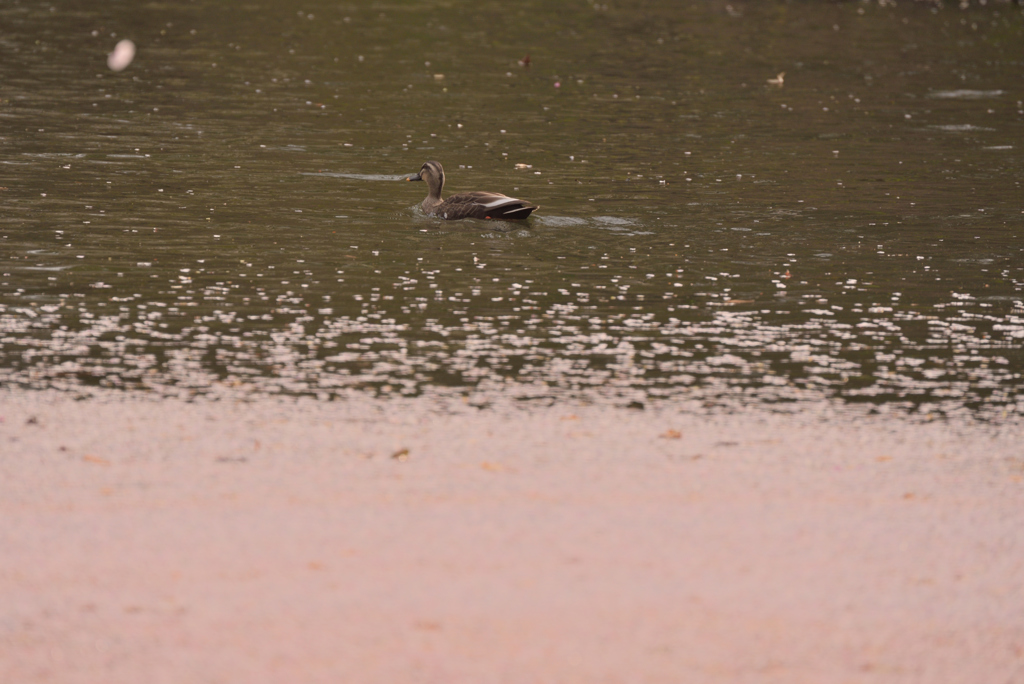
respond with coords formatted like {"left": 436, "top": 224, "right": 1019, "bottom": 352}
{"left": 2, "top": 1, "right": 1022, "bottom": 418}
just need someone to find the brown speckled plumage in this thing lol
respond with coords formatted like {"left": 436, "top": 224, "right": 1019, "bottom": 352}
{"left": 406, "top": 161, "right": 538, "bottom": 220}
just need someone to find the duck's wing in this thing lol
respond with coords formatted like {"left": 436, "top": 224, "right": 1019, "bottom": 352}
{"left": 440, "top": 192, "right": 539, "bottom": 220}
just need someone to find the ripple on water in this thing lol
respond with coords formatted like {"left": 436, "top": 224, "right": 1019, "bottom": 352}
{"left": 537, "top": 215, "right": 653, "bottom": 236}
{"left": 535, "top": 216, "right": 587, "bottom": 227}
{"left": 927, "top": 89, "right": 1005, "bottom": 99}
{"left": 929, "top": 124, "right": 996, "bottom": 132}
{"left": 301, "top": 172, "right": 409, "bottom": 181}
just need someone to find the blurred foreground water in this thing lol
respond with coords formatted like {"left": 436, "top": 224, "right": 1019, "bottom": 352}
{"left": 1, "top": 1, "right": 1022, "bottom": 420}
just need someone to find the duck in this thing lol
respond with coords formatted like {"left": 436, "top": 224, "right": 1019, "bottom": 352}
{"left": 406, "top": 161, "right": 538, "bottom": 220}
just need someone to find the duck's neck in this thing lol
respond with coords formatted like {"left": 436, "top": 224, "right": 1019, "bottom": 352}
{"left": 422, "top": 180, "right": 443, "bottom": 212}
{"left": 427, "top": 177, "right": 443, "bottom": 201}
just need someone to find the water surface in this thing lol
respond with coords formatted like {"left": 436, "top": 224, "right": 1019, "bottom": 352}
{"left": 2, "top": 0, "right": 1022, "bottom": 419}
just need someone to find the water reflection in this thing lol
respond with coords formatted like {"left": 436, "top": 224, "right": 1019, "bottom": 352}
{"left": 1, "top": 0, "right": 1021, "bottom": 420}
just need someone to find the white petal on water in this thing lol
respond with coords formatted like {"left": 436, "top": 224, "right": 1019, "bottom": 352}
{"left": 107, "top": 39, "right": 136, "bottom": 72}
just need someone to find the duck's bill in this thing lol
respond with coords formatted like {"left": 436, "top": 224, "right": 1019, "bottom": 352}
{"left": 406, "top": 173, "right": 423, "bottom": 182}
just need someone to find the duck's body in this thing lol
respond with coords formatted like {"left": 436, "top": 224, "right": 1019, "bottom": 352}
{"left": 407, "top": 161, "right": 538, "bottom": 220}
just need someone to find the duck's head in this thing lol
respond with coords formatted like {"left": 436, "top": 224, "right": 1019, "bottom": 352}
{"left": 406, "top": 160, "right": 445, "bottom": 195}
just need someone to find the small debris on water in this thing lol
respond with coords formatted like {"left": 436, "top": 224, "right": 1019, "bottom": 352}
{"left": 107, "top": 39, "right": 136, "bottom": 72}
